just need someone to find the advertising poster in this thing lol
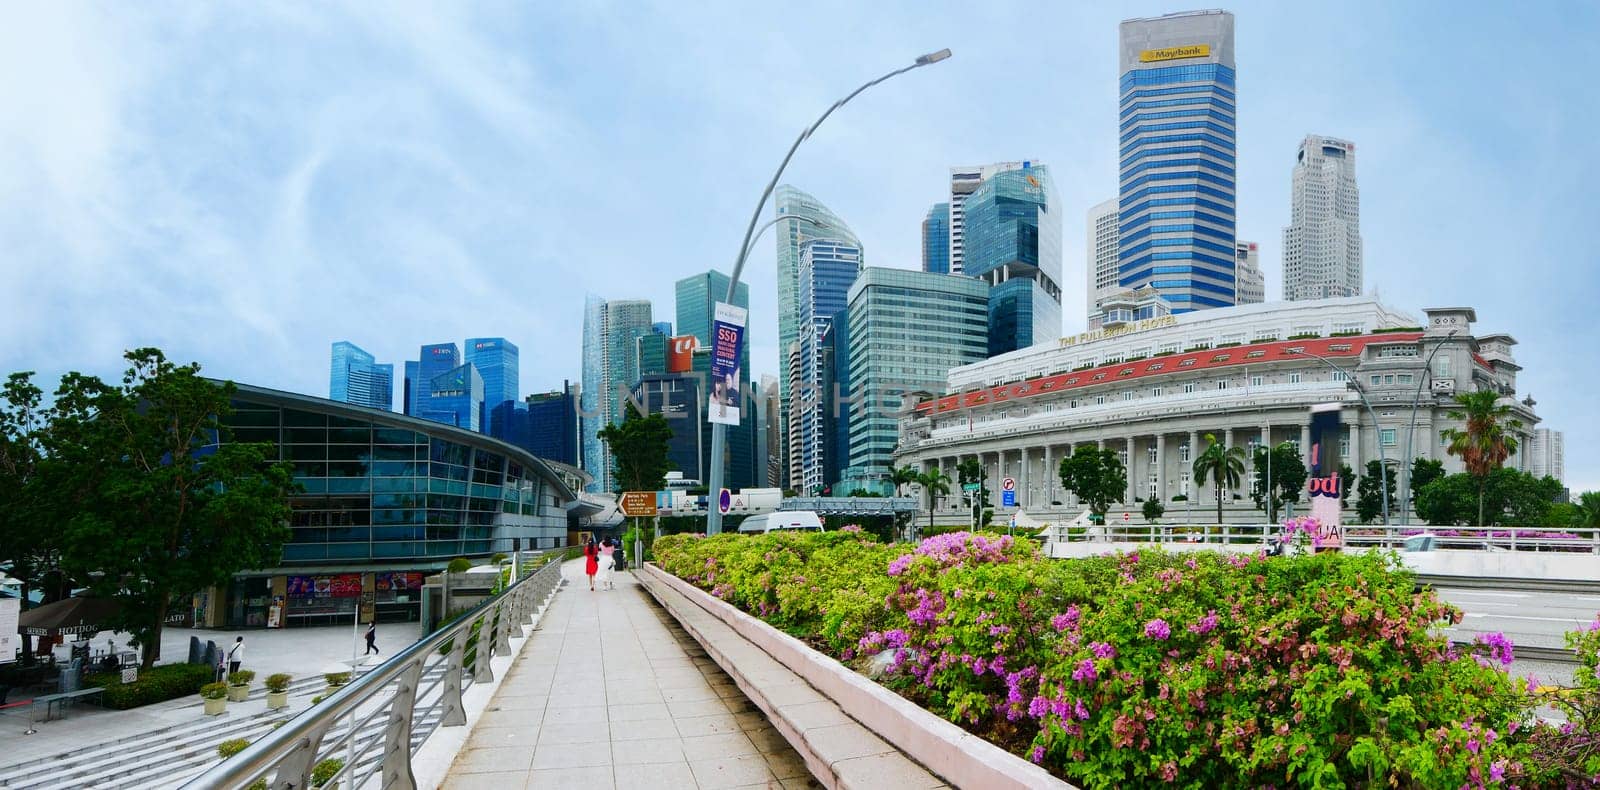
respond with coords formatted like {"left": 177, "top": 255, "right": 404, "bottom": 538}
{"left": 1306, "top": 404, "right": 1344, "bottom": 548}
{"left": 330, "top": 574, "right": 363, "bottom": 598}
{"left": 707, "top": 302, "right": 747, "bottom": 426}
{"left": 668, "top": 335, "right": 697, "bottom": 373}
{"left": 286, "top": 576, "right": 316, "bottom": 598}
{"left": 0, "top": 597, "right": 19, "bottom": 665}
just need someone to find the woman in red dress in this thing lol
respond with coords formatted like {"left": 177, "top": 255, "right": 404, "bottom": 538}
{"left": 583, "top": 537, "right": 600, "bottom": 591}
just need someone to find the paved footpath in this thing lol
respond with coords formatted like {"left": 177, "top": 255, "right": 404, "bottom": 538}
{"left": 442, "top": 560, "right": 822, "bottom": 790}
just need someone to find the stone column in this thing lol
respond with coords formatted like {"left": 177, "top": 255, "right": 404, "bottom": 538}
{"left": 1300, "top": 423, "right": 1312, "bottom": 465}
{"left": 1188, "top": 430, "right": 1200, "bottom": 500}
{"left": 1126, "top": 435, "right": 1137, "bottom": 505}
{"left": 1043, "top": 445, "right": 1054, "bottom": 506}
{"left": 1156, "top": 433, "right": 1167, "bottom": 504}
{"left": 1020, "top": 447, "right": 1031, "bottom": 509}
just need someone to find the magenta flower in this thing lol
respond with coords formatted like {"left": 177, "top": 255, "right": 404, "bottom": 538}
{"left": 1030, "top": 745, "right": 1045, "bottom": 764}
{"left": 1473, "top": 631, "right": 1515, "bottom": 667}
{"left": 1144, "top": 618, "right": 1171, "bottom": 640}
{"left": 1075, "top": 698, "right": 1090, "bottom": 720}
{"left": 887, "top": 554, "right": 913, "bottom": 576}
{"left": 1090, "top": 641, "right": 1116, "bottom": 659}
{"left": 1071, "top": 658, "right": 1098, "bottom": 683}
{"left": 1188, "top": 611, "right": 1220, "bottom": 635}
{"left": 1051, "top": 604, "right": 1082, "bottom": 632}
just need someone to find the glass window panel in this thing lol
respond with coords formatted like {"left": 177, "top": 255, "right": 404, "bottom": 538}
{"left": 292, "top": 461, "right": 327, "bottom": 477}
{"left": 327, "top": 461, "right": 369, "bottom": 478}
{"left": 285, "top": 428, "right": 328, "bottom": 444}
{"left": 326, "top": 526, "right": 371, "bottom": 542}
{"left": 230, "top": 427, "right": 281, "bottom": 444}
{"left": 287, "top": 444, "right": 327, "bottom": 461}
{"left": 328, "top": 427, "right": 371, "bottom": 444}
{"left": 327, "top": 477, "right": 370, "bottom": 494}
{"left": 328, "top": 415, "right": 367, "bottom": 429}
{"left": 283, "top": 409, "right": 327, "bottom": 428}
{"left": 371, "top": 476, "right": 415, "bottom": 493}
{"left": 228, "top": 408, "right": 281, "bottom": 427}
{"left": 327, "top": 444, "right": 372, "bottom": 462}
{"left": 372, "top": 445, "right": 417, "bottom": 461}
{"left": 374, "top": 428, "right": 422, "bottom": 445}
{"left": 296, "top": 477, "right": 327, "bottom": 494}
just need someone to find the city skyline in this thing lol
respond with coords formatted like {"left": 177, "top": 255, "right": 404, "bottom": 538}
{"left": 3, "top": 3, "right": 1598, "bottom": 492}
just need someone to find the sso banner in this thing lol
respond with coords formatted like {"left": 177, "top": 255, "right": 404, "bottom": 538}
{"left": 707, "top": 302, "right": 747, "bottom": 426}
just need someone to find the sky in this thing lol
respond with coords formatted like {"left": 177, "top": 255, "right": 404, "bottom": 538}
{"left": 3, "top": 1, "right": 1598, "bottom": 490}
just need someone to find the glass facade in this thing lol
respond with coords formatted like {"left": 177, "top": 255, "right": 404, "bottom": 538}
{"left": 223, "top": 384, "right": 575, "bottom": 567}
{"left": 580, "top": 297, "right": 653, "bottom": 492}
{"left": 329, "top": 341, "right": 393, "bottom": 411}
{"left": 674, "top": 271, "right": 758, "bottom": 491}
{"left": 822, "top": 313, "right": 850, "bottom": 492}
{"left": 987, "top": 278, "right": 1062, "bottom": 356}
{"left": 1117, "top": 12, "right": 1237, "bottom": 313}
{"left": 922, "top": 202, "right": 950, "bottom": 274}
{"left": 797, "top": 241, "right": 861, "bottom": 495}
{"left": 420, "top": 363, "right": 484, "bottom": 431}
{"left": 410, "top": 343, "right": 460, "bottom": 419}
{"left": 524, "top": 382, "right": 579, "bottom": 467}
{"left": 465, "top": 337, "right": 519, "bottom": 425}
{"left": 845, "top": 268, "right": 989, "bottom": 494}
{"left": 962, "top": 164, "right": 1063, "bottom": 354}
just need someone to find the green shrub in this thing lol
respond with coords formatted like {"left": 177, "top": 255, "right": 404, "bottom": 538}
{"left": 312, "top": 758, "right": 344, "bottom": 788}
{"left": 490, "top": 552, "right": 507, "bottom": 563}
{"left": 217, "top": 738, "right": 250, "bottom": 759}
{"left": 310, "top": 694, "right": 325, "bottom": 705}
{"left": 264, "top": 673, "right": 292, "bottom": 693}
{"left": 85, "top": 663, "right": 215, "bottom": 709}
{"left": 447, "top": 557, "right": 472, "bottom": 573}
{"left": 323, "top": 671, "right": 351, "bottom": 687}
{"left": 657, "top": 530, "right": 1576, "bottom": 787}
{"left": 199, "top": 682, "right": 228, "bottom": 700}
{"left": 227, "top": 669, "right": 255, "bottom": 686}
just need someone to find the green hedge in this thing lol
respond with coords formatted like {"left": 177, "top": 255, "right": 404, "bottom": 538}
{"left": 86, "top": 663, "right": 215, "bottom": 709}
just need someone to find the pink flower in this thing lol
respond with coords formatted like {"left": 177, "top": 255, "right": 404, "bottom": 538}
{"left": 1188, "top": 610, "right": 1220, "bottom": 635}
{"left": 1051, "top": 605, "right": 1082, "bottom": 632}
{"left": 1473, "top": 632, "right": 1515, "bottom": 667}
{"left": 887, "top": 554, "right": 913, "bottom": 576}
{"left": 1074, "top": 698, "right": 1090, "bottom": 720}
{"left": 1144, "top": 618, "right": 1171, "bottom": 640}
{"left": 840, "top": 524, "right": 863, "bottom": 533}
{"left": 1071, "top": 659, "right": 1098, "bottom": 683}
{"left": 1090, "top": 641, "right": 1116, "bottom": 659}
{"left": 1030, "top": 745, "right": 1045, "bottom": 764}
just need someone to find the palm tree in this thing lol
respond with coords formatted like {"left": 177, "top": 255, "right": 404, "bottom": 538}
{"left": 1191, "top": 433, "right": 1246, "bottom": 525}
{"left": 887, "top": 464, "right": 920, "bottom": 498}
{"left": 1442, "top": 390, "right": 1522, "bottom": 528}
{"left": 1575, "top": 491, "right": 1600, "bottom": 531}
{"left": 915, "top": 468, "right": 951, "bottom": 539}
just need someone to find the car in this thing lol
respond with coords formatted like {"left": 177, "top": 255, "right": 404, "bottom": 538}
{"left": 737, "top": 511, "right": 825, "bottom": 534}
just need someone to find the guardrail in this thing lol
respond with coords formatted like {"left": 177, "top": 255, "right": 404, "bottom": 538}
{"left": 1047, "top": 523, "right": 1600, "bottom": 554}
{"left": 182, "top": 551, "right": 566, "bottom": 790}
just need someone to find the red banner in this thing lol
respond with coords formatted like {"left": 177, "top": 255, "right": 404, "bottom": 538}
{"left": 668, "top": 335, "right": 697, "bottom": 373}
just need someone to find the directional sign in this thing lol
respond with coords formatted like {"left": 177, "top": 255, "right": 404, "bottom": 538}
{"left": 1001, "top": 477, "right": 1016, "bottom": 492}
{"left": 619, "top": 491, "right": 658, "bottom": 517}
{"left": 718, "top": 488, "right": 732, "bottom": 515}
{"left": 962, "top": 483, "right": 981, "bottom": 492}
{"left": 1002, "top": 490, "right": 1016, "bottom": 507}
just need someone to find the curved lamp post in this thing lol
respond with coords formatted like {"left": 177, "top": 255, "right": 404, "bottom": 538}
{"left": 1399, "top": 330, "right": 1458, "bottom": 525}
{"left": 1287, "top": 348, "right": 1389, "bottom": 526}
{"left": 705, "top": 48, "right": 953, "bottom": 536}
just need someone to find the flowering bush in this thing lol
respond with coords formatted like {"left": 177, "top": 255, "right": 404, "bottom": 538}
{"left": 654, "top": 530, "right": 1592, "bottom": 787}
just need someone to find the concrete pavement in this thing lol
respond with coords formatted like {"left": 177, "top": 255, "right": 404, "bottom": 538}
{"left": 441, "top": 560, "right": 821, "bottom": 790}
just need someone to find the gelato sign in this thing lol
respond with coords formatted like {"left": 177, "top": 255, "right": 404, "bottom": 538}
{"left": 1058, "top": 315, "right": 1178, "bottom": 348}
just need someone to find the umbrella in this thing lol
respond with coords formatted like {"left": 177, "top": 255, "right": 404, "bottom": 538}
{"left": 17, "top": 596, "right": 126, "bottom": 637}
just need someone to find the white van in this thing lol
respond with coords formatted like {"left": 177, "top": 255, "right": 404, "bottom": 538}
{"left": 738, "top": 511, "right": 825, "bottom": 534}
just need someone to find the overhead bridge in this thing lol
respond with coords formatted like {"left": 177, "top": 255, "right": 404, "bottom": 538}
{"left": 779, "top": 496, "right": 920, "bottom": 516}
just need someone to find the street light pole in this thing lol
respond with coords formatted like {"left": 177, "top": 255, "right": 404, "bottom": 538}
{"left": 705, "top": 49, "right": 952, "bottom": 536}
{"left": 1289, "top": 349, "right": 1389, "bottom": 525}
{"left": 1400, "top": 330, "right": 1458, "bottom": 525}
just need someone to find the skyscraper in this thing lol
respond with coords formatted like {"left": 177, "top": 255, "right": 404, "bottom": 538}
{"left": 1282, "top": 135, "right": 1362, "bottom": 301}
{"left": 774, "top": 186, "right": 860, "bottom": 483}
{"left": 1117, "top": 10, "right": 1238, "bottom": 312}
{"left": 962, "top": 163, "right": 1063, "bottom": 355}
{"left": 841, "top": 268, "right": 989, "bottom": 495}
{"left": 1235, "top": 241, "right": 1264, "bottom": 304}
{"left": 674, "top": 269, "right": 757, "bottom": 490}
{"left": 329, "top": 341, "right": 394, "bottom": 411}
{"left": 581, "top": 296, "right": 654, "bottom": 492}
{"left": 466, "top": 337, "right": 519, "bottom": 435}
{"left": 525, "top": 381, "right": 580, "bottom": 467}
{"left": 1530, "top": 428, "right": 1565, "bottom": 485}
{"left": 409, "top": 343, "right": 460, "bottom": 419}
{"left": 420, "top": 363, "right": 484, "bottom": 430}
{"left": 949, "top": 162, "right": 1034, "bottom": 276}
{"left": 796, "top": 240, "right": 862, "bottom": 494}
{"left": 1086, "top": 198, "right": 1121, "bottom": 319}
{"left": 922, "top": 202, "right": 950, "bottom": 274}
{"left": 403, "top": 361, "right": 418, "bottom": 416}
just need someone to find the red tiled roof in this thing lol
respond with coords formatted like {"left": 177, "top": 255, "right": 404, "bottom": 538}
{"left": 914, "top": 333, "right": 1424, "bottom": 414}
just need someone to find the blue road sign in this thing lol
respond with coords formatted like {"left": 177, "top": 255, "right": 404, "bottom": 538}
{"left": 1002, "top": 490, "right": 1015, "bottom": 507}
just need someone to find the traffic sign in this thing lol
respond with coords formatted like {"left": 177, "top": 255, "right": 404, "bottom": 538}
{"left": 1001, "top": 477, "right": 1016, "bottom": 492}
{"left": 619, "top": 491, "right": 658, "bottom": 517}
{"left": 718, "top": 488, "right": 732, "bottom": 515}
{"left": 1002, "top": 490, "right": 1015, "bottom": 507}
{"left": 962, "top": 483, "right": 980, "bottom": 492}
{"left": 1123, "top": 512, "right": 1130, "bottom": 522}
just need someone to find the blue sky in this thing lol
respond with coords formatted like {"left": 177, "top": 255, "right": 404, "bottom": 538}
{"left": 3, "top": 2, "right": 1598, "bottom": 490}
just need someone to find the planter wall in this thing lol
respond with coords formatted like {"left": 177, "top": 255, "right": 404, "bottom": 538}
{"left": 202, "top": 696, "right": 227, "bottom": 716}
{"left": 266, "top": 690, "right": 289, "bottom": 710}
{"left": 640, "top": 563, "right": 1071, "bottom": 790}
{"left": 226, "top": 684, "right": 250, "bottom": 702}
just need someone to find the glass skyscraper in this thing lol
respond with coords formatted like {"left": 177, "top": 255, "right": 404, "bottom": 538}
{"left": 1117, "top": 10, "right": 1237, "bottom": 312}
{"left": 922, "top": 202, "right": 950, "bottom": 274}
{"left": 676, "top": 270, "right": 749, "bottom": 356}
{"left": 962, "top": 163, "right": 1063, "bottom": 354}
{"left": 465, "top": 337, "right": 519, "bottom": 411}
{"left": 525, "top": 381, "right": 579, "bottom": 467}
{"left": 420, "top": 363, "right": 484, "bottom": 431}
{"left": 842, "top": 268, "right": 989, "bottom": 495}
{"left": 408, "top": 343, "right": 461, "bottom": 421}
{"left": 580, "top": 296, "right": 653, "bottom": 492}
{"left": 796, "top": 240, "right": 862, "bottom": 495}
{"left": 329, "top": 341, "right": 394, "bottom": 411}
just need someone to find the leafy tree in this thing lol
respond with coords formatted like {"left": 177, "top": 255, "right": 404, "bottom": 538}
{"left": 55, "top": 349, "right": 296, "bottom": 668}
{"left": 1416, "top": 469, "right": 1562, "bottom": 527}
{"left": 1408, "top": 458, "right": 1445, "bottom": 505}
{"left": 1356, "top": 460, "right": 1398, "bottom": 524}
{"left": 1141, "top": 498, "right": 1165, "bottom": 523}
{"left": 915, "top": 468, "right": 951, "bottom": 540}
{"left": 1250, "top": 443, "right": 1306, "bottom": 523}
{"left": 1442, "top": 390, "right": 1522, "bottom": 526}
{"left": 1542, "top": 502, "right": 1581, "bottom": 530}
{"left": 1416, "top": 474, "right": 1476, "bottom": 526}
{"left": 956, "top": 457, "right": 989, "bottom": 520}
{"left": 1058, "top": 445, "right": 1126, "bottom": 524}
{"left": 598, "top": 401, "right": 673, "bottom": 494}
{"left": 887, "top": 465, "right": 919, "bottom": 498}
{"left": 1338, "top": 463, "right": 1355, "bottom": 509}
{"left": 1575, "top": 491, "right": 1600, "bottom": 530}
{"left": 0, "top": 372, "right": 79, "bottom": 663}
{"left": 1191, "top": 433, "right": 1245, "bottom": 525}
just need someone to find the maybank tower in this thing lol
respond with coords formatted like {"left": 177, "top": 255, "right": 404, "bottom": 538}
{"left": 1117, "top": 10, "right": 1237, "bottom": 313}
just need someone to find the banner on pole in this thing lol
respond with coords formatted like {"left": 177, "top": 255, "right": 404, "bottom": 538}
{"left": 707, "top": 302, "right": 747, "bottom": 426}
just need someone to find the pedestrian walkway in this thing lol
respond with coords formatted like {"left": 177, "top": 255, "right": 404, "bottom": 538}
{"left": 442, "top": 560, "right": 821, "bottom": 790}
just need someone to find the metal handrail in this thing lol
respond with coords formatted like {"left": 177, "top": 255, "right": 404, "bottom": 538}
{"left": 182, "top": 550, "right": 568, "bottom": 790}
{"left": 1046, "top": 523, "right": 1600, "bottom": 554}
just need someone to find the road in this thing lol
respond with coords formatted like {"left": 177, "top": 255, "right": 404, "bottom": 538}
{"left": 1434, "top": 586, "right": 1597, "bottom": 689}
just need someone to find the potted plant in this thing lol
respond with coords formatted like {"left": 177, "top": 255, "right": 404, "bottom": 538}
{"left": 226, "top": 669, "right": 255, "bottom": 702}
{"left": 312, "top": 757, "right": 345, "bottom": 789}
{"left": 264, "top": 673, "right": 292, "bottom": 710}
{"left": 200, "top": 682, "right": 228, "bottom": 716}
{"left": 323, "top": 670, "right": 351, "bottom": 695}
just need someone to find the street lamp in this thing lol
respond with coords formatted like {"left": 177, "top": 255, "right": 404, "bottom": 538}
{"left": 1399, "top": 330, "right": 1459, "bottom": 525}
{"left": 1287, "top": 349, "right": 1390, "bottom": 526}
{"left": 705, "top": 48, "right": 953, "bottom": 536}
{"left": 742, "top": 215, "right": 827, "bottom": 261}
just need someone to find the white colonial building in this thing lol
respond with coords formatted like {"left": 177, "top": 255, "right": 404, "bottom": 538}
{"left": 894, "top": 297, "right": 1540, "bottom": 523}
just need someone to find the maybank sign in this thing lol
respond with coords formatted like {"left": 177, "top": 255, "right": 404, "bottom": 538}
{"left": 1139, "top": 44, "right": 1210, "bottom": 63}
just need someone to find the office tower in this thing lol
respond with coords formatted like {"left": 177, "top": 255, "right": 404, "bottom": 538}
{"left": 630, "top": 373, "right": 706, "bottom": 484}
{"left": 419, "top": 363, "right": 483, "bottom": 430}
{"left": 523, "top": 382, "right": 580, "bottom": 466}
{"left": 795, "top": 240, "right": 863, "bottom": 494}
{"left": 1235, "top": 241, "right": 1264, "bottom": 304}
{"left": 636, "top": 332, "right": 668, "bottom": 378}
{"left": 675, "top": 270, "right": 749, "bottom": 365}
{"left": 1283, "top": 135, "right": 1362, "bottom": 301}
{"left": 759, "top": 375, "right": 782, "bottom": 487}
{"left": 821, "top": 313, "right": 850, "bottom": 493}
{"left": 329, "top": 341, "right": 394, "bottom": 411}
{"left": 580, "top": 296, "right": 654, "bottom": 492}
{"left": 963, "top": 163, "right": 1064, "bottom": 355}
{"left": 922, "top": 202, "right": 951, "bottom": 274}
{"left": 466, "top": 337, "right": 519, "bottom": 437}
{"left": 652, "top": 321, "right": 672, "bottom": 336}
{"left": 774, "top": 187, "right": 862, "bottom": 479}
{"left": 1118, "top": 10, "right": 1238, "bottom": 312}
{"left": 841, "top": 268, "right": 989, "bottom": 494}
{"left": 1530, "top": 428, "right": 1565, "bottom": 484}
{"left": 949, "top": 162, "right": 1035, "bottom": 276}
{"left": 1086, "top": 198, "right": 1121, "bottom": 319}
{"left": 403, "top": 361, "right": 418, "bottom": 416}
{"left": 785, "top": 342, "right": 804, "bottom": 491}
{"left": 409, "top": 343, "right": 460, "bottom": 419}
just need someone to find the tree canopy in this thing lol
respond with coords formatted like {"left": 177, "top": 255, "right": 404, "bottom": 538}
{"left": 1250, "top": 443, "right": 1306, "bottom": 523}
{"left": 1059, "top": 445, "right": 1126, "bottom": 523}
{"left": 1442, "top": 390, "right": 1522, "bottom": 527}
{"left": 1356, "top": 459, "right": 1398, "bottom": 524}
{"left": 598, "top": 401, "right": 673, "bottom": 494}
{"left": 1415, "top": 468, "right": 1562, "bottom": 527}
{"left": 1191, "top": 433, "right": 1245, "bottom": 525}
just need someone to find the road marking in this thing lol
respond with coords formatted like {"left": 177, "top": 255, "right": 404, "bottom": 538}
{"left": 1438, "top": 590, "right": 1529, "bottom": 598}
{"left": 1461, "top": 613, "right": 1588, "bottom": 623}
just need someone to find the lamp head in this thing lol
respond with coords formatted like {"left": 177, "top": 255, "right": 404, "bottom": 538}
{"left": 916, "top": 49, "right": 953, "bottom": 65}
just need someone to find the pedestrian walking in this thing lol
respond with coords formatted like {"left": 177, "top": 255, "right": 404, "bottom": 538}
{"left": 583, "top": 537, "right": 600, "bottom": 591}
{"left": 227, "top": 636, "right": 244, "bottom": 675}
{"left": 364, "top": 622, "right": 379, "bottom": 655}
{"left": 598, "top": 537, "right": 616, "bottom": 590}
{"left": 215, "top": 649, "right": 227, "bottom": 684}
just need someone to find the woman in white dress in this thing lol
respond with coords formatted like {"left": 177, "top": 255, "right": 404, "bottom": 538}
{"left": 597, "top": 537, "right": 617, "bottom": 590}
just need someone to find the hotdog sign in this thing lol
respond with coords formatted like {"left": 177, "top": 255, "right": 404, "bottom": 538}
{"left": 1306, "top": 404, "right": 1344, "bottom": 549}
